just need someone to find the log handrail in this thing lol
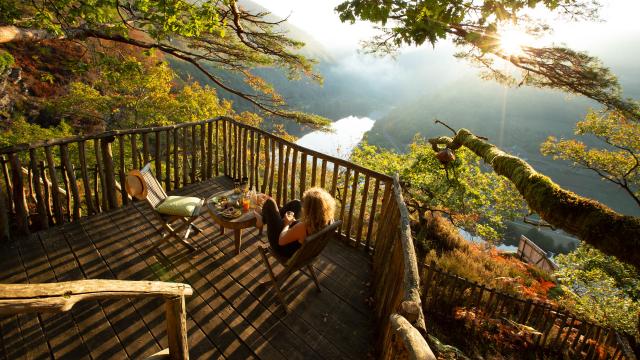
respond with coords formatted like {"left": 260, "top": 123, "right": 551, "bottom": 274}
{"left": 0, "top": 280, "right": 193, "bottom": 360}
{"left": 373, "top": 174, "right": 435, "bottom": 359}
{"left": 389, "top": 314, "right": 436, "bottom": 360}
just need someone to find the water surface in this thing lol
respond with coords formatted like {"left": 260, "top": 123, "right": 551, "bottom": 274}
{"left": 296, "top": 116, "right": 374, "bottom": 159}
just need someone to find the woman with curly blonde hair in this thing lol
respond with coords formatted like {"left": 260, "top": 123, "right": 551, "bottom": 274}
{"left": 255, "top": 187, "right": 336, "bottom": 257}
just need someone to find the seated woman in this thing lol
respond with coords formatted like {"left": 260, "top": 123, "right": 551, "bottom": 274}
{"left": 255, "top": 187, "right": 336, "bottom": 258}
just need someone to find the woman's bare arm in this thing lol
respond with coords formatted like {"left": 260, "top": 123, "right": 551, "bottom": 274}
{"left": 278, "top": 222, "right": 306, "bottom": 246}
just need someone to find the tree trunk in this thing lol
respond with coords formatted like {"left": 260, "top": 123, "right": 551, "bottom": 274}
{"left": 429, "top": 128, "right": 640, "bottom": 269}
{"left": 0, "top": 26, "right": 75, "bottom": 43}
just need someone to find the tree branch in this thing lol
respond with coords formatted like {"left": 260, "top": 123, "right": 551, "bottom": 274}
{"left": 429, "top": 128, "right": 640, "bottom": 269}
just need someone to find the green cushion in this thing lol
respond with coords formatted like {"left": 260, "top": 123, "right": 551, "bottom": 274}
{"left": 155, "top": 196, "right": 203, "bottom": 217}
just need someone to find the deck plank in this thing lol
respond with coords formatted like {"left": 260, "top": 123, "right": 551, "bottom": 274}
{"left": 79, "top": 212, "right": 173, "bottom": 353}
{"left": 106, "top": 206, "right": 225, "bottom": 359}
{"left": 37, "top": 226, "right": 129, "bottom": 360}
{"left": 0, "top": 176, "right": 375, "bottom": 360}
{"left": 0, "top": 241, "right": 49, "bottom": 360}
{"left": 16, "top": 233, "right": 92, "bottom": 360}
{"left": 60, "top": 220, "right": 163, "bottom": 359}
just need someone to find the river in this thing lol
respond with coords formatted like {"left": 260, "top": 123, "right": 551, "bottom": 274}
{"left": 295, "top": 116, "right": 375, "bottom": 159}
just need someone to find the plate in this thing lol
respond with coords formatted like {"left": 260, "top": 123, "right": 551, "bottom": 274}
{"left": 220, "top": 208, "right": 242, "bottom": 219}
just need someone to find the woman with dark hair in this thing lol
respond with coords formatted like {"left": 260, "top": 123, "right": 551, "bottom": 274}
{"left": 255, "top": 187, "right": 336, "bottom": 258}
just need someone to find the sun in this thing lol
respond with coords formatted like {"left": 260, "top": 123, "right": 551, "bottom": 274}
{"left": 497, "top": 25, "right": 533, "bottom": 56}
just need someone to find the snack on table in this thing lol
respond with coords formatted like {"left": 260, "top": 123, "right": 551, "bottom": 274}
{"left": 220, "top": 207, "right": 242, "bottom": 219}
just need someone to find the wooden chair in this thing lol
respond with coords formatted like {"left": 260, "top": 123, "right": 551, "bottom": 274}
{"left": 125, "top": 163, "right": 203, "bottom": 252}
{"left": 258, "top": 220, "right": 342, "bottom": 313}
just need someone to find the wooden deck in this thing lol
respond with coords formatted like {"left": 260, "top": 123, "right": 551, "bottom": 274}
{"left": 0, "top": 177, "right": 375, "bottom": 359}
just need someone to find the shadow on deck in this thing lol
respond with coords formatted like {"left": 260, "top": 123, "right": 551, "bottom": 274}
{"left": 0, "top": 177, "right": 375, "bottom": 359}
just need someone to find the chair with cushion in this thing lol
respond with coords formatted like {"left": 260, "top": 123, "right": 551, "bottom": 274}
{"left": 125, "top": 163, "right": 202, "bottom": 252}
{"left": 258, "top": 220, "right": 342, "bottom": 313}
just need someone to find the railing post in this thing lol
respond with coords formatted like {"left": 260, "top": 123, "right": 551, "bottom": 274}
{"left": 100, "top": 137, "right": 118, "bottom": 210}
{"left": 60, "top": 144, "right": 81, "bottom": 221}
{"left": 166, "top": 295, "right": 189, "bottom": 360}
{"left": 8, "top": 153, "right": 29, "bottom": 234}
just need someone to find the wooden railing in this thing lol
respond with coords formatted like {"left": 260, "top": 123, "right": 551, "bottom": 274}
{"left": 0, "top": 116, "right": 392, "bottom": 246}
{"left": 421, "top": 263, "right": 635, "bottom": 359}
{"left": 372, "top": 174, "right": 435, "bottom": 359}
{"left": 0, "top": 280, "right": 193, "bottom": 360}
{"left": 0, "top": 116, "right": 436, "bottom": 357}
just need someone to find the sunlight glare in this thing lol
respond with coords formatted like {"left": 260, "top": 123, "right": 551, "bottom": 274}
{"left": 498, "top": 25, "right": 533, "bottom": 56}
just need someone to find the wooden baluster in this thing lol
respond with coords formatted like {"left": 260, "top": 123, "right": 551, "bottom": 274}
{"left": 254, "top": 133, "right": 261, "bottom": 191}
{"left": 290, "top": 149, "right": 298, "bottom": 200}
{"left": 320, "top": 159, "right": 327, "bottom": 188}
{"left": 45, "top": 146, "right": 64, "bottom": 224}
{"left": 0, "top": 157, "right": 13, "bottom": 212}
{"left": 118, "top": 136, "right": 129, "bottom": 205}
{"left": 0, "top": 166, "right": 9, "bottom": 241}
{"left": 222, "top": 120, "right": 228, "bottom": 176}
{"left": 261, "top": 137, "right": 270, "bottom": 193}
{"left": 182, "top": 126, "right": 188, "bottom": 185}
{"left": 339, "top": 169, "right": 351, "bottom": 226}
{"left": 233, "top": 124, "right": 238, "bottom": 180}
{"left": 299, "top": 153, "right": 307, "bottom": 199}
{"left": 190, "top": 125, "right": 197, "bottom": 183}
{"left": 282, "top": 146, "right": 290, "bottom": 204}
{"left": 165, "top": 295, "right": 189, "bottom": 360}
{"left": 100, "top": 138, "right": 118, "bottom": 210}
{"left": 131, "top": 134, "right": 139, "bottom": 170}
{"left": 214, "top": 121, "right": 219, "bottom": 177}
{"left": 345, "top": 170, "right": 359, "bottom": 242}
{"left": 472, "top": 284, "right": 486, "bottom": 333}
{"left": 540, "top": 307, "right": 559, "bottom": 348}
{"left": 207, "top": 121, "right": 214, "bottom": 179}
{"left": 249, "top": 130, "right": 255, "bottom": 188}
{"left": 550, "top": 312, "right": 568, "bottom": 350}
{"left": 60, "top": 164, "right": 71, "bottom": 219}
{"left": 330, "top": 163, "right": 339, "bottom": 198}
{"left": 155, "top": 131, "right": 162, "bottom": 181}
{"left": 238, "top": 125, "right": 244, "bottom": 180}
{"left": 599, "top": 330, "right": 614, "bottom": 360}
{"left": 93, "top": 164, "right": 101, "bottom": 212}
{"left": 310, "top": 156, "right": 317, "bottom": 187}
{"left": 200, "top": 123, "right": 206, "bottom": 181}
{"left": 29, "top": 149, "right": 48, "bottom": 230}
{"left": 173, "top": 129, "right": 180, "bottom": 188}
{"left": 9, "top": 153, "right": 29, "bottom": 234}
{"left": 519, "top": 298, "right": 534, "bottom": 326}
{"left": 93, "top": 139, "right": 109, "bottom": 210}
{"left": 229, "top": 123, "right": 234, "bottom": 178}
{"left": 569, "top": 321, "right": 586, "bottom": 351}
{"left": 165, "top": 130, "right": 171, "bottom": 191}
{"left": 276, "top": 142, "right": 284, "bottom": 205}
{"left": 585, "top": 325, "right": 602, "bottom": 359}
{"left": 142, "top": 132, "right": 150, "bottom": 165}
{"left": 27, "top": 167, "right": 36, "bottom": 204}
{"left": 60, "top": 144, "right": 81, "bottom": 220}
{"left": 78, "top": 140, "right": 96, "bottom": 215}
{"left": 365, "top": 178, "right": 381, "bottom": 248}
{"left": 242, "top": 126, "right": 248, "bottom": 180}
{"left": 355, "top": 174, "right": 370, "bottom": 246}
{"left": 536, "top": 305, "right": 552, "bottom": 348}
{"left": 268, "top": 138, "right": 275, "bottom": 196}
{"left": 559, "top": 315, "right": 575, "bottom": 350}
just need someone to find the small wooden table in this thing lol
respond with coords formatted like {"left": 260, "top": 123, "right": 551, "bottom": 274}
{"left": 206, "top": 190, "right": 258, "bottom": 255}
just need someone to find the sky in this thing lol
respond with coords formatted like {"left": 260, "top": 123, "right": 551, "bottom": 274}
{"left": 253, "top": 0, "right": 640, "bottom": 56}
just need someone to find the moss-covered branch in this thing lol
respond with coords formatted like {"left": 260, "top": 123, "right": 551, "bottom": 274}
{"left": 429, "top": 129, "right": 640, "bottom": 269}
